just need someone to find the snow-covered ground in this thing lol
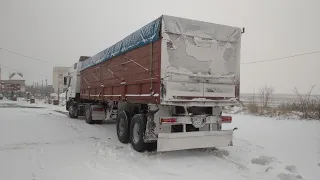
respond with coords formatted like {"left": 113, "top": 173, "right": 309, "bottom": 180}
{"left": 0, "top": 100, "right": 319, "bottom": 180}
{"left": 1, "top": 98, "right": 68, "bottom": 112}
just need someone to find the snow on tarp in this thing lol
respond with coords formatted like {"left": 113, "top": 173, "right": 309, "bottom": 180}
{"left": 161, "top": 16, "right": 242, "bottom": 76}
{"left": 81, "top": 17, "right": 162, "bottom": 71}
{"left": 162, "top": 15, "right": 242, "bottom": 43}
{"left": 81, "top": 15, "right": 242, "bottom": 71}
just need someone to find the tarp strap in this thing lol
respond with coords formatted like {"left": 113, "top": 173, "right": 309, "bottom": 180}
{"left": 150, "top": 43, "right": 153, "bottom": 91}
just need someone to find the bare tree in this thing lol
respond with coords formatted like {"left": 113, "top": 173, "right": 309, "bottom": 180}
{"left": 247, "top": 90, "right": 259, "bottom": 114}
{"left": 260, "top": 86, "right": 274, "bottom": 108}
{"left": 315, "top": 96, "right": 320, "bottom": 119}
{"left": 293, "top": 85, "right": 315, "bottom": 119}
{"left": 248, "top": 90, "right": 256, "bottom": 104}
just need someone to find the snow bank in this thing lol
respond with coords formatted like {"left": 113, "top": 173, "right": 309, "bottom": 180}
{"left": 224, "top": 114, "right": 320, "bottom": 180}
{"left": 1, "top": 103, "right": 319, "bottom": 180}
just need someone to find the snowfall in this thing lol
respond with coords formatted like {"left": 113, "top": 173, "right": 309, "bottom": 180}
{"left": 0, "top": 99, "right": 319, "bottom": 180}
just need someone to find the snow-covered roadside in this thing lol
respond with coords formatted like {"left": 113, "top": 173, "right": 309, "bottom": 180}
{"left": 0, "top": 98, "right": 67, "bottom": 112}
{"left": 223, "top": 115, "right": 320, "bottom": 180}
{"left": 224, "top": 105, "right": 320, "bottom": 121}
{"left": 0, "top": 102, "right": 319, "bottom": 180}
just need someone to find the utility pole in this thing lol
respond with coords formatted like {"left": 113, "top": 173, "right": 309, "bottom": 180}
{"left": 58, "top": 72, "right": 62, "bottom": 105}
{"left": 0, "top": 48, "right": 2, "bottom": 94}
{"left": 0, "top": 48, "right": 2, "bottom": 81}
{"left": 57, "top": 82, "right": 60, "bottom": 105}
{"left": 0, "top": 65, "right": 2, "bottom": 94}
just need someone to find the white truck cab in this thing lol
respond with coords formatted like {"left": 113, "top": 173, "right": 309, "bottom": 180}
{"left": 64, "top": 63, "right": 80, "bottom": 100}
{"left": 64, "top": 57, "right": 88, "bottom": 112}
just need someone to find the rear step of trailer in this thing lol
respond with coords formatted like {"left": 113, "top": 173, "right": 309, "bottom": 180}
{"left": 157, "top": 130, "right": 233, "bottom": 152}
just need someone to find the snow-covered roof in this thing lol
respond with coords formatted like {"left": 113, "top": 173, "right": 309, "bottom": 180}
{"left": 9, "top": 73, "right": 24, "bottom": 81}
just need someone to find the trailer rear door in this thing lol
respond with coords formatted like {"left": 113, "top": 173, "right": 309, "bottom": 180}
{"left": 160, "top": 16, "right": 242, "bottom": 103}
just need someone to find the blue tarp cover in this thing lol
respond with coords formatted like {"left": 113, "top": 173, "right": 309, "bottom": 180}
{"left": 81, "top": 17, "right": 161, "bottom": 71}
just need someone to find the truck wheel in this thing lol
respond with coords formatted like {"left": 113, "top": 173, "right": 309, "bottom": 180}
{"left": 69, "top": 103, "right": 78, "bottom": 119}
{"left": 116, "top": 111, "right": 131, "bottom": 144}
{"left": 130, "top": 114, "right": 147, "bottom": 152}
{"left": 85, "top": 105, "right": 94, "bottom": 124}
{"left": 66, "top": 102, "right": 69, "bottom": 111}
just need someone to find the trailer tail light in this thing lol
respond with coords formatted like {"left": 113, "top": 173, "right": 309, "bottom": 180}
{"left": 221, "top": 116, "right": 232, "bottom": 123}
{"left": 160, "top": 118, "right": 177, "bottom": 124}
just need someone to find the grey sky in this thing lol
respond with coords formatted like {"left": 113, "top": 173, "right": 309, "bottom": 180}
{"left": 0, "top": 0, "right": 319, "bottom": 94}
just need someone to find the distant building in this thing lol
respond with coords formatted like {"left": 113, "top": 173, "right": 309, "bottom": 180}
{"left": 26, "top": 84, "right": 54, "bottom": 94}
{"left": 53, "top": 67, "right": 69, "bottom": 93}
{"left": 0, "top": 72, "right": 26, "bottom": 96}
{"left": 43, "top": 85, "right": 54, "bottom": 95}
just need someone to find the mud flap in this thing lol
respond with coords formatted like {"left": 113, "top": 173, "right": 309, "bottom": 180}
{"left": 157, "top": 130, "right": 233, "bottom": 152}
{"left": 91, "top": 105, "right": 105, "bottom": 121}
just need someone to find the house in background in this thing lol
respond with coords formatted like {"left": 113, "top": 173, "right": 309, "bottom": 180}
{"left": 0, "top": 72, "right": 26, "bottom": 97}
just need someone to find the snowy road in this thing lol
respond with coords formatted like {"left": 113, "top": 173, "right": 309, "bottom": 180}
{"left": 0, "top": 101, "right": 319, "bottom": 180}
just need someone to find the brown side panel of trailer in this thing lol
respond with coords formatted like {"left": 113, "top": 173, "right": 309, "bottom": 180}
{"left": 80, "top": 40, "right": 161, "bottom": 104}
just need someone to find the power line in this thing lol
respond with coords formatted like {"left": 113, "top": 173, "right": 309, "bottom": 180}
{"left": 1, "top": 47, "right": 319, "bottom": 66}
{"left": 0, "top": 47, "right": 59, "bottom": 65}
{"left": 0, "top": 64, "right": 48, "bottom": 77}
{"left": 241, "top": 50, "right": 320, "bottom": 65}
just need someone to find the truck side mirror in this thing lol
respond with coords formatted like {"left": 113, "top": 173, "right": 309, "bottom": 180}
{"left": 63, "top": 77, "right": 67, "bottom": 85}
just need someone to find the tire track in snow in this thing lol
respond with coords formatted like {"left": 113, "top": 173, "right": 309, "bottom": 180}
{"left": 29, "top": 147, "right": 45, "bottom": 180}
{"left": 197, "top": 148, "right": 251, "bottom": 179}
{"left": 84, "top": 139, "right": 186, "bottom": 180}
{"left": 65, "top": 117, "right": 84, "bottom": 140}
{"left": 0, "top": 137, "right": 101, "bottom": 151}
{"left": 84, "top": 141, "right": 145, "bottom": 180}
{"left": 199, "top": 147, "right": 299, "bottom": 180}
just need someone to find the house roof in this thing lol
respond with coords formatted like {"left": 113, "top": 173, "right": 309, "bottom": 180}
{"left": 9, "top": 73, "right": 24, "bottom": 81}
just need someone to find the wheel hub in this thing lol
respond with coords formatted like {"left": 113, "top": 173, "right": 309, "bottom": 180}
{"left": 69, "top": 106, "right": 73, "bottom": 115}
{"left": 86, "top": 108, "right": 90, "bottom": 119}
{"left": 132, "top": 123, "right": 140, "bottom": 144}
{"left": 118, "top": 118, "right": 125, "bottom": 136}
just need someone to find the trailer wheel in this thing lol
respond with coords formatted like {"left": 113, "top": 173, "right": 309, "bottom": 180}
{"left": 116, "top": 111, "right": 131, "bottom": 143}
{"left": 68, "top": 102, "right": 78, "bottom": 119}
{"left": 130, "top": 114, "right": 147, "bottom": 152}
{"left": 85, "top": 105, "right": 94, "bottom": 124}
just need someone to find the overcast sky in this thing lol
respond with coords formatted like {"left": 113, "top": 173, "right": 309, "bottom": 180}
{"left": 0, "top": 0, "right": 319, "bottom": 94}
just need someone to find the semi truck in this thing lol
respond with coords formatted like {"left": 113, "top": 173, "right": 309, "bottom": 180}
{"left": 64, "top": 15, "right": 243, "bottom": 152}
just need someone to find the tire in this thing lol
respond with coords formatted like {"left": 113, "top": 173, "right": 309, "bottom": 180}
{"left": 66, "top": 101, "right": 69, "bottom": 111}
{"left": 68, "top": 102, "right": 78, "bottom": 119}
{"left": 85, "top": 105, "right": 94, "bottom": 124}
{"left": 68, "top": 106, "right": 74, "bottom": 118}
{"left": 130, "top": 114, "right": 147, "bottom": 152}
{"left": 116, "top": 111, "right": 131, "bottom": 144}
